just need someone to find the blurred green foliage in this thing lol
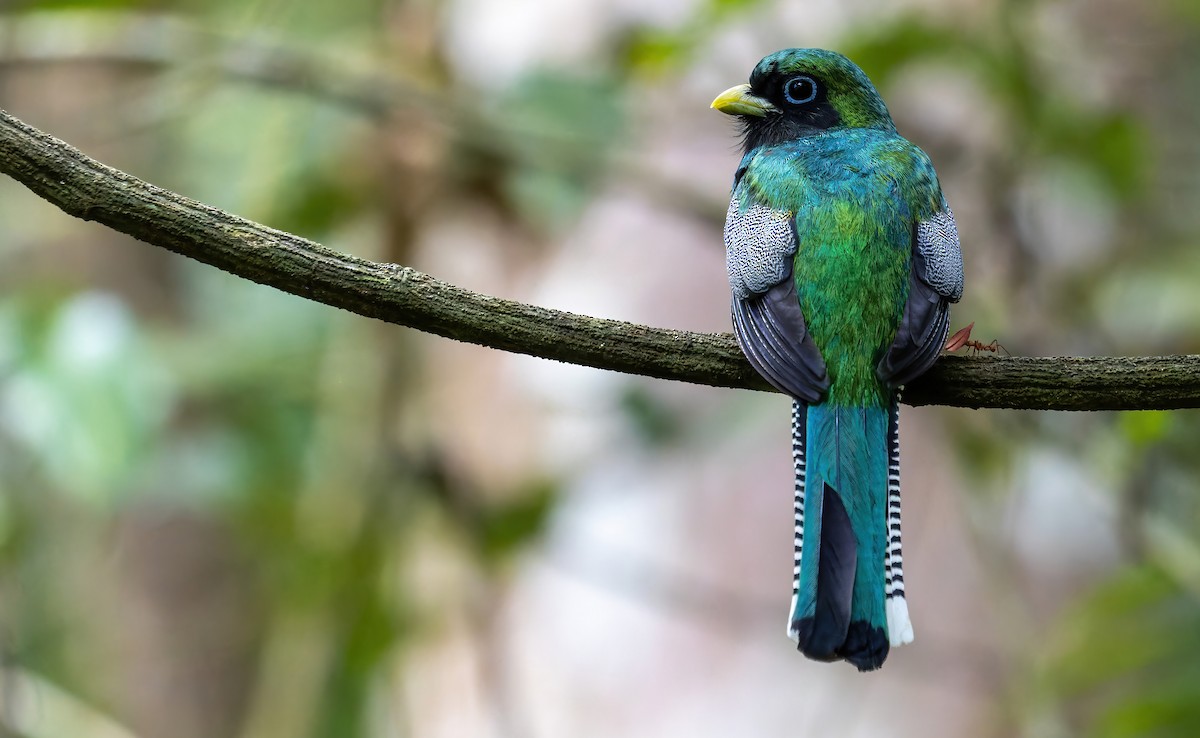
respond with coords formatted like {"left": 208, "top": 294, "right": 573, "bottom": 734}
{"left": 492, "top": 71, "right": 626, "bottom": 230}
{"left": 2, "top": 0, "right": 1200, "bottom": 736}
{"left": 1048, "top": 566, "right": 1200, "bottom": 737}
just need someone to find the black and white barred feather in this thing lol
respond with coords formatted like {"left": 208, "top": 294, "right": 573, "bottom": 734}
{"left": 884, "top": 393, "right": 914, "bottom": 645}
{"left": 788, "top": 400, "right": 806, "bottom": 641}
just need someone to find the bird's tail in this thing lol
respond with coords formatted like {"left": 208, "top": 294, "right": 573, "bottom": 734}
{"left": 787, "top": 397, "right": 912, "bottom": 672}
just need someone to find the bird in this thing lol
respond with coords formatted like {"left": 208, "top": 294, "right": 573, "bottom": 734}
{"left": 711, "top": 48, "right": 963, "bottom": 671}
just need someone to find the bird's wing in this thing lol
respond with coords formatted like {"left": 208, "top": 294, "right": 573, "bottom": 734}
{"left": 877, "top": 205, "right": 964, "bottom": 388}
{"left": 725, "top": 196, "right": 830, "bottom": 402}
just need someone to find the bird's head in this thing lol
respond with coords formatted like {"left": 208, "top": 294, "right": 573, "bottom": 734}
{"left": 711, "top": 48, "right": 895, "bottom": 153}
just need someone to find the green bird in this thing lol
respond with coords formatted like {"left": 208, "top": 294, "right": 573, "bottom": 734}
{"left": 712, "top": 49, "right": 963, "bottom": 671}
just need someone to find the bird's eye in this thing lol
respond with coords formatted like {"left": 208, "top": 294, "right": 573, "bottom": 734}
{"left": 783, "top": 76, "right": 818, "bottom": 105}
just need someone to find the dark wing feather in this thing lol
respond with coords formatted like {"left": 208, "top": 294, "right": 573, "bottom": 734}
{"left": 877, "top": 206, "right": 963, "bottom": 388}
{"left": 876, "top": 273, "right": 951, "bottom": 387}
{"left": 732, "top": 276, "right": 830, "bottom": 403}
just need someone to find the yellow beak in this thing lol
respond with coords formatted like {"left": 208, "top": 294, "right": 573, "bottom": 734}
{"left": 710, "top": 84, "right": 776, "bottom": 117}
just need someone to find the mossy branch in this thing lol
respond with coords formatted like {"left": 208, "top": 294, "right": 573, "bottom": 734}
{"left": 2, "top": 109, "right": 1198, "bottom": 411}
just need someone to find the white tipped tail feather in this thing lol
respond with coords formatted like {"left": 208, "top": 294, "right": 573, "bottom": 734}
{"left": 884, "top": 395, "right": 914, "bottom": 646}
{"left": 886, "top": 595, "right": 914, "bottom": 646}
{"left": 788, "top": 400, "right": 805, "bottom": 642}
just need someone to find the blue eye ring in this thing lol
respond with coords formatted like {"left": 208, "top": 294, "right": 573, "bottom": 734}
{"left": 783, "top": 76, "right": 818, "bottom": 105}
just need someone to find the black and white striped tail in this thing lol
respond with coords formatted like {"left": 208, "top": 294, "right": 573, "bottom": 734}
{"left": 787, "top": 400, "right": 806, "bottom": 641}
{"left": 885, "top": 393, "right": 914, "bottom": 646}
{"left": 787, "top": 397, "right": 911, "bottom": 646}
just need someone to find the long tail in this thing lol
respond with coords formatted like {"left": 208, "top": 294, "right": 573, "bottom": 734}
{"left": 787, "top": 397, "right": 912, "bottom": 671}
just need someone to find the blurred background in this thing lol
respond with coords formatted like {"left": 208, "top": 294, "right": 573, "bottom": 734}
{"left": 1, "top": 0, "right": 1200, "bottom": 736}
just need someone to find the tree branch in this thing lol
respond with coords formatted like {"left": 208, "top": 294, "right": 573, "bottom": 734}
{"left": 1, "top": 108, "right": 1198, "bottom": 410}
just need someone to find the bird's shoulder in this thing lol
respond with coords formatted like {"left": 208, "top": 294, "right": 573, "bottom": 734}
{"left": 735, "top": 130, "right": 942, "bottom": 219}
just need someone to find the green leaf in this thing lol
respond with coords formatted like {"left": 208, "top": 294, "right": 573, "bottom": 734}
{"left": 842, "top": 17, "right": 970, "bottom": 87}
{"left": 1120, "top": 411, "right": 1172, "bottom": 447}
{"left": 1047, "top": 566, "right": 1200, "bottom": 737}
{"left": 477, "top": 480, "right": 558, "bottom": 561}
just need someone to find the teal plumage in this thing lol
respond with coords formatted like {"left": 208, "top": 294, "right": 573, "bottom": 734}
{"left": 714, "top": 49, "right": 962, "bottom": 671}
